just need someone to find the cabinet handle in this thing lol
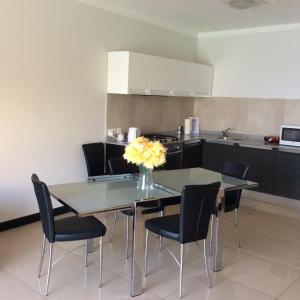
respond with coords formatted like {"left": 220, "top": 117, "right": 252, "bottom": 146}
{"left": 149, "top": 89, "right": 171, "bottom": 96}
{"left": 129, "top": 88, "right": 148, "bottom": 95}
{"left": 278, "top": 147, "right": 300, "bottom": 154}
{"left": 239, "top": 144, "right": 273, "bottom": 150}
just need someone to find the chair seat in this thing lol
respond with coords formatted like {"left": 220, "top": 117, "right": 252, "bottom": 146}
{"left": 54, "top": 216, "right": 106, "bottom": 242}
{"left": 145, "top": 214, "right": 180, "bottom": 242}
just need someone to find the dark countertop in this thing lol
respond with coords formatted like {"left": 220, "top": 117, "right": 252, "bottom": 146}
{"left": 106, "top": 131, "right": 300, "bottom": 154}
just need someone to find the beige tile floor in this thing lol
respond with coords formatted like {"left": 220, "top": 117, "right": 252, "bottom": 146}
{"left": 1, "top": 197, "right": 300, "bottom": 300}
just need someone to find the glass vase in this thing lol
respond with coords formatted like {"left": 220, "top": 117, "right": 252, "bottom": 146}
{"left": 137, "top": 165, "right": 154, "bottom": 190}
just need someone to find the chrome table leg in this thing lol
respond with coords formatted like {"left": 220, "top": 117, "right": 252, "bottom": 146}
{"left": 131, "top": 204, "right": 142, "bottom": 297}
{"left": 179, "top": 244, "right": 184, "bottom": 298}
{"left": 126, "top": 215, "right": 130, "bottom": 259}
{"left": 144, "top": 229, "right": 149, "bottom": 277}
{"left": 99, "top": 237, "right": 103, "bottom": 288}
{"left": 209, "top": 214, "right": 215, "bottom": 257}
{"left": 235, "top": 208, "right": 241, "bottom": 248}
{"left": 159, "top": 209, "right": 164, "bottom": 251}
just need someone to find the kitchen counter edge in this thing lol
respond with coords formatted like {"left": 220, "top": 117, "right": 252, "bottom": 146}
{"left": 106, "top": 133, "right": 300, "bottom": 154}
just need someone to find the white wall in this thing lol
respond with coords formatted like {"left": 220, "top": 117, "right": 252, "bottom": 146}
{"left": 0, "top": 0, "right": 197, "bottom": 222}
{"left": 197, "top": 27, "right": 300, "bottom": 98}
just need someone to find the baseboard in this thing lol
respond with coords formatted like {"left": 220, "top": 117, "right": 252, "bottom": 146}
{"left": 0, "top": 206, "right": 71, "bottom": 232}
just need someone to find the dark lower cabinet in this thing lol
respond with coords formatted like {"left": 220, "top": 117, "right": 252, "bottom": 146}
{"left": 182, "top": 141, "right": 203, "bottom": 169}
{"left": 237, "top": 146, "right": 274, "bottom": 194}
{"left": 274, "top": 150, "right": 300, "bottom": 200}
{"left": 202, "top": 141, "right": 237, "bottom": 172}
{"left": 203, "top": 142, "right": 274, "bottom": 195}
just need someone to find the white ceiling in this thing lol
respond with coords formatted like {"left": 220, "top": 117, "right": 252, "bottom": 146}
{"left": 78, "top": 0, "right": 300, "bottom": 36}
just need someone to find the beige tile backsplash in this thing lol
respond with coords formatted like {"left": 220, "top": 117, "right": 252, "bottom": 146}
{"left": 194, "top": 97, "right": 300, "bottom": 136}
{"left": 107, "top": 95, "right": 300, "bottom": 136}
{"left": 107, "top": 94, "right": 194, "bottom": 133}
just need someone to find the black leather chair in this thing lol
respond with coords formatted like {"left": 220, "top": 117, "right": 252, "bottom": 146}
{"left": 82, "top": 143, "right": 105, "bottom": 176}
{"left": 222, "top": 160, "right": 249, "bottom": 248}
{"left": 144, "top": 182, "right": 221, "bottom": 298}
{"left": 31, "top": 174, "right": 106, "bottom": 296}
{"left": 107, "top": 157, "right": 164, "bottom": 258}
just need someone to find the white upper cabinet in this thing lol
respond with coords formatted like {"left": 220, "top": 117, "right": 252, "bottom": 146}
{"left": 194, "top": 64, "right": 214, "bottom": 97}
{"left": 174, "top": 61, "right": 196, "bottom": 97}
{"left": 107, "top": 51, "right": 213, "bottom": 97}
{"left": 127, "top": 52, "right": 151, "bottom": 95}
{"left": 175, "top": 61, "right": 213, "bottom": 97}
{"left": 149, "top": 56, "right": 176, "bottom": 96}
{"left": 107, "top": 51, "right": 150, "bottom": 95}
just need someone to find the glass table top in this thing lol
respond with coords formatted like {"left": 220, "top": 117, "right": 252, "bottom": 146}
{"left": 49, "top": 175, "right": 179, "bottom": 216}
{"left": 152, "top": 168, "right": 258, "bottom": 193}
{"left": 49, "top": 168, "right": 258, "bottom": 216}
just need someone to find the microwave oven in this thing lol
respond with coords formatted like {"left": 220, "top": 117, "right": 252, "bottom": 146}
{"left": 280, "top": 125, "right": 300, "bottom": 147}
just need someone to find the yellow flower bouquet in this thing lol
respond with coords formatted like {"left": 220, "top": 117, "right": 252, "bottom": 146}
{"left": 123, "top": 136, "right": 166, "bottom": 169}
{"left": 123, "top": 137, "right": 166, "bottom": 190}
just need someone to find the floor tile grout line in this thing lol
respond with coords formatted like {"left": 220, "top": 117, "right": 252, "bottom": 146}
{"left": 224, "top": 276, "right": 277, "bottom": 299}
{"left": 275, "top": 272, "right": 300, "bottom": 299}
{"left": 238, "top": 247, "right": 300, "bottom": 272}
{"left": 0, "top": 267, "right": 47, "bottom": 297}
{"left": 238, "top": 224, "right": 300, "bottom": 248}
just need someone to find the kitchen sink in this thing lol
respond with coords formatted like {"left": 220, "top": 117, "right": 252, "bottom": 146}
{"left": 216, "top": 136, "right": 241, "bottom": 142}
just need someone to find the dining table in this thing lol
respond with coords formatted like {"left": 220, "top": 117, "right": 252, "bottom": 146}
{"left": 49, "top": 167, "right": 258, "bottom": 297}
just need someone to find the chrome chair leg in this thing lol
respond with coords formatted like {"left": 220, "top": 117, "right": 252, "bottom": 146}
{"left": 110, "top": 212, "right": 118, "bottom": 243}
{"left": 179, "top": 244, "right": 184, "bottom": 298}
{"left": 203, "top": 239, "right": 212, "bottom": 288}
{"left": 85, "top": 240, "right": 88, "bottom": 268}
{"left": 38, "top": 234, "right": 46, "bottom": 278}
{"left": 99, "top": 237, "right": 103, "bottom": 288}
{"left": 159, "top": 210, "right": 164, "bottom": 251}
{"left": 209, "top": 214, "right": 214, "bottom": 257}
{"left": 235, "top": 208, "right": 241, "bottom": 248}
{"left": 45, "top": 243, "right": 53, "bottom": 296}
{"left": 144, "top": 229, "right": 149, "bottom": 277}
{"left": 125, "top": 216, "right": 130, "bottom": 259}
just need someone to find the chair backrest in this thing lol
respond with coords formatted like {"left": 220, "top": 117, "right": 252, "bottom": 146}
{"left": 31, "top": 174, "right": 55, "bottom": 242}
{"left": 222, "top": 160, "right": 249, "bottom": 211}
{"left": 179, "top": 182, "right": 220, "bottom": 244}
{"left": 82, "top": 143, "right": 105, "bottom": 177}
{"left": 108, "top": 157, "right": 139, "bottom": 175}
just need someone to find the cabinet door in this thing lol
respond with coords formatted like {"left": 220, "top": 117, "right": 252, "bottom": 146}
{"left": 203, "top": 142, "right": 237, "bottom": 172}
{"left": 237, "top": 146, "right": 274, "bottom": 194}
{"left": 149, "top": 56, "right": 176, "bottom": 96}
{"left": 194, "top": 64, "right": 213, "bottom": 97}
{"left": 128, "top": 52, "right": 150, "bottom": 95}
{"left": 174, "top": 61, "right": 195, "bottom": 97}
{"left": 274, "top": 150, "right": 300, "bottom": 200}
{"left": 182, "top": 142, "right": 202, "bottom": 168}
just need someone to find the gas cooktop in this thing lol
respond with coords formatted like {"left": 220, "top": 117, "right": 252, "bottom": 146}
{"left": 143, "top": 133, "right": 179, "bottom": 143}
